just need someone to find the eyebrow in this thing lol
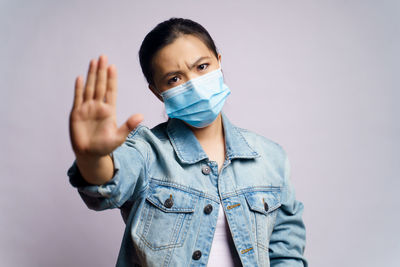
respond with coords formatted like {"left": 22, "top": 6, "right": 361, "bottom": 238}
{"left": 160, "top": 56, "right": 211, "bottom": 81}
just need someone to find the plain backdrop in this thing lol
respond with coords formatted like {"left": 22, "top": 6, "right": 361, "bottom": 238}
{"left": 1, "top": 0, "right": 399, "bottom": 266}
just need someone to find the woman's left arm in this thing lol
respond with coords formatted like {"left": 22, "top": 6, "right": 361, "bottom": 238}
{"left": 269, "top": 151, "right": 308, "bottom": 266}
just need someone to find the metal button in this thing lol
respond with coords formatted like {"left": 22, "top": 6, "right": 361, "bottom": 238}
{"left": 203, "top": 204, "right": 213, "bottom": 214}
{"left": 264, "top": 201, "right": 269, "bottom": 212}
{"left": 164, "top": 195, "right": 173, "bottom": 208}
{"left": 201, "top": 165, "right": 211, "bottom": 175}
{"left": 192, "top": 250, "right": 202, "bottom": 260}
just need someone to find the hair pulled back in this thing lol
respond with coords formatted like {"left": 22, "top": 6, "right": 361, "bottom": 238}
{"left": 139, "top": 17, "right": 219, "bottom": 85}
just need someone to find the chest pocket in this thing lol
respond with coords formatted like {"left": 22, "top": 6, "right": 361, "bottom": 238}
{"left": 136, "top": 184, "right": 198, "bottom": 250}
{"left": 244, "top": 189, "right": 281, "bottom": 251}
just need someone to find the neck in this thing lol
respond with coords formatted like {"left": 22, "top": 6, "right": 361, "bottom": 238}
{"left": 185, "top": 113, "right": 224, "bottom": 143}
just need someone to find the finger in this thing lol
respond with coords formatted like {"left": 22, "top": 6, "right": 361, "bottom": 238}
{"left": 105, "top": 64, "right": 117, "bottom": 106}
{"left": 94, "top": 54, "right": 108, "bottom": 101}
{"left": 73, "top": 75, "right": 84, "bottom": 109}
{"left": 84, "top": 59, "right": 98, "bottom": 101}
{"left": 117, "top": 114, "right": 144, "bottom": 141}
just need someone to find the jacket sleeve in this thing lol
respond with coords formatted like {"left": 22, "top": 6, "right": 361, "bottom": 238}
{"left": 67, "top": 128, "right": 149, "bottom": 211}
{"left": 269, "top": 149, "right": 308, "bottom": 266}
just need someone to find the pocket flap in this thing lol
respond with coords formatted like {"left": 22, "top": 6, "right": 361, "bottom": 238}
{"left": 245, "top": 190, "right": 281, "bottom": 215}
{"left": 146, "top": 185, "right": 197, "bottom": 213}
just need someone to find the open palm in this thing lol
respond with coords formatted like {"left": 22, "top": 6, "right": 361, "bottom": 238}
{"left": 69, "top": 55, "right": 143, "bottom": 157}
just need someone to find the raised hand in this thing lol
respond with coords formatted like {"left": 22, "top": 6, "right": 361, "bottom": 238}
{"left": 69, "top": 55, "right": 143, "bottom": 158}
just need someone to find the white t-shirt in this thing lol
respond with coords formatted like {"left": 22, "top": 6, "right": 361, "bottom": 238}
{"left": 207, "top": 202, "right": 242, "bottom": 266}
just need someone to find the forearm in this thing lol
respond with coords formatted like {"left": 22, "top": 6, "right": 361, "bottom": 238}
{"left": 75, "top": 154, "right": 114, "bottom": 185}
{"left": 269, "top": 146, "right": 307, "bottom": 266}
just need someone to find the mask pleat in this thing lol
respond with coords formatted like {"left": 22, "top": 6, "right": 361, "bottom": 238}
{"left": 161, "top": 68, "right": 231, "bottom": 128}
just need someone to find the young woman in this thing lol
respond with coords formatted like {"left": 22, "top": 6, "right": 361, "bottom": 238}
{"left": 68, "top": 18, "right": 307, "bottom": 267}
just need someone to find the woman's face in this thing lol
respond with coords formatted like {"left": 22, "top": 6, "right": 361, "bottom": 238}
{"left": 149, "top": 34, "right": 221, "bottom": 102}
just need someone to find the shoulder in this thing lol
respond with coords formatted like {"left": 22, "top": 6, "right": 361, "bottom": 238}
{"left": 124, "top": 121, "right": 169, "bottom": 149}
{"left": 235, "top": 126, "right": 288, "bottom": 162}
{"left": 127, "top": 120, "right": 168, "bottom": 139}
{"left": 231, "top": 125, "right": 290, "bottom": 184}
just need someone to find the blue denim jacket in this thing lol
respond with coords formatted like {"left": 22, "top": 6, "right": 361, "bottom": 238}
{"left": 67, "top": 112, "right": 307, "bottom": 267}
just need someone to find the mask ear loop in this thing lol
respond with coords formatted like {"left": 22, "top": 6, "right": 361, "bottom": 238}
{"left": 218, "top": 60, "right": 224, "bottom": 77}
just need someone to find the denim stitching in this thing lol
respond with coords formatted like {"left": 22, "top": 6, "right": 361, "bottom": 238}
{"left": 137, "top": 183, "right": 199, "bottom": 251}
{"left": 221, "top": 186, "right": 282, "bottom": 199}
{"left": 149, "top": 178, "right": 220, "bottom": 203}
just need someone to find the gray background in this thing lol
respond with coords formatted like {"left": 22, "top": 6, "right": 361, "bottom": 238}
{"left": 1, "top": 0, "right": 399, "bottom": 266}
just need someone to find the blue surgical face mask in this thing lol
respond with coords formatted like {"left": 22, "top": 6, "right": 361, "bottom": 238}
{"left": 159, "top": 65, "right": 231, "bottom": 128}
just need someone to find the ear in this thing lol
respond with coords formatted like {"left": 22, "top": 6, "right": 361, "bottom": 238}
{"left": 217, "top": 53, "right": 222, "bottom": 68}
{"left": 149, "top": 84, "right": 164, "bottom": 102}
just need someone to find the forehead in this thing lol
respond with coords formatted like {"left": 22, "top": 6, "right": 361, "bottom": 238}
{"left": 152, "top": 34, "right": 214, "bottom": 75}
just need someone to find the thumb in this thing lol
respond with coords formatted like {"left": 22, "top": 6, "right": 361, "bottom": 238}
{"left": 117, "top": 113, "right": 144, "bottom": 140}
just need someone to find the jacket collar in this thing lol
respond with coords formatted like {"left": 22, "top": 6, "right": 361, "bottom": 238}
{"left": 166, "top": 111, "right": 260, "bottom": 164}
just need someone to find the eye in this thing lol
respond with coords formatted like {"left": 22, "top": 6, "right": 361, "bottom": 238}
{"left": 167, "top": 76, "right": 180, "bottom": 85}
{"left": 197, "top": 63, "right": 209, "bottom": 71}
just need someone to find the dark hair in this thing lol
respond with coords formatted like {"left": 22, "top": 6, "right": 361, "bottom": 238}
{"left": 139, "top": 17, "right": 219, "bottom": 86}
